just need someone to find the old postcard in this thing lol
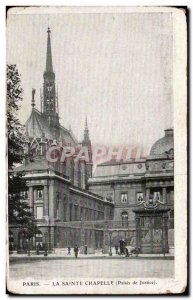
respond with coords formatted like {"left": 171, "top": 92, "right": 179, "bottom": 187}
{"left": 6, "top": 6, "right": 187, "bottom": 294}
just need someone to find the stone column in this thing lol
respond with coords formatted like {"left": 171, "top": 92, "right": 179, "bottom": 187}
{"left": 135, "top": 216, "right": 140, "bottom": 249}
{"left": 57, "top": 198, "right": 62, "bottom": 220}
{"left": 92, "top": 229, "right": 96, "bottom": 250}
{"left": 91, "top": 209, "right": 94, "bottom": 221}
{"left": 49, "top": 226, "right": 55, "bottom": 250}
{"left": 83, "top": 207, "right": 86, "bottom": 221}
{"left": 29, "top": 186, "right": 34, "bottom": 214}
{"left": 74, "top": 162, "right": 79, "bottom": 187}
{"left": 71, "top": 204, "right": 75, "bottom": 221}
{"left": 49, "top": 180, "right": 55, "bottom": 219}
{"left": 162, "top": 187, "right": 167, "bottom": 204}
{"left": 103, "top": 222, "right": 109, "bottom": 254}
{"left": 80, "top": 221, "right": 85, "bottom": 254}
{"left": 104, "top": 207, "right": 108, "bottom": 220}
{"left": 163, "top": 212, "right": 169, "bottom": 253}
{"left": 77, "top": 205, "right": 81, "bottom": 221}
{"left": 65, "top": 198, "right": 70, "bottom": 222}
{"left": 80, "top": 160, "right": 86, "bottom": 190}
{"left": 43, "top": 185, "right": 49, "bottom": 217}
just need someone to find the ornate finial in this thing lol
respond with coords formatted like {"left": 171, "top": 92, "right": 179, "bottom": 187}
{"left": 45, "top": 26, "right": 53, "bottom": 73}
{"left": 31, "top": 88, "right": 36, "bottom": 108}
{"left": 85, "top": 116, "right": 88, "bottom": 129}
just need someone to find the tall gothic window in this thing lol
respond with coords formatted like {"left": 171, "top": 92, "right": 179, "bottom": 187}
{"left": 121, "top": 211, "right": 128, "bottom": 226}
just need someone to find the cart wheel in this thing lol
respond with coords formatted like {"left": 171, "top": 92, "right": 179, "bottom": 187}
{"left": 133, "top": 251, "right": 138, "bottom": 257}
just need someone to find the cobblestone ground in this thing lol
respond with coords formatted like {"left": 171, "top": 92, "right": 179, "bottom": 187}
{"left": 9, "top": 259, "right": 174, "bottom": 279}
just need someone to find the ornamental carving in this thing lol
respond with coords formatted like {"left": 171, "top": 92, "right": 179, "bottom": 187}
{"left": 137, "top": 193, "right": 165, "bottom": 209}
{"left": 165, "top": 148, "right": 174, "bottom": 160}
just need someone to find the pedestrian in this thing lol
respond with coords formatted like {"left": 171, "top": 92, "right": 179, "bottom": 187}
{"left": 74, "top": 245, "right": 79, "bottom": 258}
{"left": 67, "top": 246, "right": 71, "bottom": 255}
{"left": 120, "top": 240, "right": 124, "bottom": 255}
{"left": 84, "top": 245, "right": 87, "bottom": 255}
{"left": 125, "top": 247, "right": 129, "bottom": 257}
{"left": 44, "top": 243, "right": 48, "bottom": 256}
{"left": 115, "top": 245, "right": 118, "bottom": 255}
{"left": 36, "top": 242, "right": 41, "bottom": 255}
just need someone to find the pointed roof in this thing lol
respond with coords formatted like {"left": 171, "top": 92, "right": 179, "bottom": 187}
{"left": 83, "top": 116, "right": 90, "bottom": 144}
{"left": 25, "top": 108, "right": 78, "bottom": 145}
{"left": 45, "top": 27, "right": 53, "bottom": 73}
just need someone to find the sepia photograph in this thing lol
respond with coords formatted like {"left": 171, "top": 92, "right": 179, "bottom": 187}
{"left": 6, "top": 6, "right": 187, "bottom": 294}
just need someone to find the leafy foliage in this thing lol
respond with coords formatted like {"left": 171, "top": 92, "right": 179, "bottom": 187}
{"left": 7, "top": 64, "right": 36, "bottom": 233}
{"left": 7, "top": 64, "right": 25, "bottom": 169}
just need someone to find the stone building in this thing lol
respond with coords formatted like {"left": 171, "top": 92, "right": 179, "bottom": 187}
{"left": 9, "top": 27, "right": 174, "bottom": 255}
{"left": 9, "top": 28, "right": 114, "bottom": 254}
{"left": 88, "top": 129, "right": 174, "bottom": 254}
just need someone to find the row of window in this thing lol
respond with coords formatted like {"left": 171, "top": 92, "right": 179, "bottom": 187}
{"left": 121, "top": 192, "right": 159, "bottom": 204}
{"left": 21, "top": 188, "right": 44, "bottom": 200}
{"left": 34, "top": 205, "right": 106, "bottom": 221}
{"left": 69, "top": 206, "right": 104, "bottom": 222}
{"left": 120, "top": 192, "right": 146, "bottom": 204}
{"left": 23, "top": 206, "right": 174, "bottom": 231}
{"left": 120, "top": 191, "right": 174, "bottom": 204}
{"left": 23, "top": 190, "right": 164, "bottom": 204}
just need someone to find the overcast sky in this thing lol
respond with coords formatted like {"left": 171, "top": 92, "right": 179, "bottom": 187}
{"left": 7, "top": 9, "right": 173, "bottom": 155}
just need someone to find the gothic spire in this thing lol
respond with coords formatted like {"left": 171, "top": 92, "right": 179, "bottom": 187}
{"left": 45, "top": 27, "right": 53, "bottom": 73}
{"left": 85, "top": 116, "right": 88, "bottom": 130}
{"left": 43, "top": 27, "right": 59, "bottom": 132}
{"left": 82, "top": 116, "right": 93, "bottom": 178}
{"left": 31, "top": 88, "right": 36, "bottom": 108}
{"left": 83, "top": 116, "right": 90, "bottom": 144}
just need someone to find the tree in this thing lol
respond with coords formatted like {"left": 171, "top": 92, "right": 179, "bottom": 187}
{"left": 7, "top": 64, "right": 25, "bottom": 169}
{"left": 7, "top": 65, "right": 36, "bottom": 237}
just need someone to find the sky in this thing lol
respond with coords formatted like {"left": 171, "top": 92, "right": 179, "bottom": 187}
{"left": 7, "top": 8, "right": 173, "bottom": 155}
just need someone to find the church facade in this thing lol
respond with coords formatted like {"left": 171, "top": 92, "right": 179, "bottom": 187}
{"left": 9, "top": 28, "right": 174, "bottom": 255}
{"left": 9, "top": 28, "right": 114, "bottom": 254}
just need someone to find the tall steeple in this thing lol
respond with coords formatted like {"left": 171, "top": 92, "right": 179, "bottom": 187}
{"left": 82, "top": 117, "right": 92, "bottom": 158}
{"left": 43, "top": 27, "right": 59, "bottom": 133}
{"left": 83, "top": 116, "right": 91, "bottom": 144}
{"left": 82, "top": 116, "right": 93, "bottom": 183}
{"left": 45, "top": 27, "right": 53, "bottom": 73}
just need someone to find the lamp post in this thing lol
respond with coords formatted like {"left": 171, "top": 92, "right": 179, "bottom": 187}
{"left": 27, "top": 235, "right": 31, "bottom": 256}
{"left": 109, "top": 231, "right": 112, "bottom": 256}
{"left": 44, "top": 232, "right": 48, "bottom": 256}
{"left": 107, "top": 221, "right": 112, "bottom": 257}
{"left": 27, "top": 225, "right": 32, "bottom": 257}
{"left": 80, "top": 217, "right": 85, "bottom": 254}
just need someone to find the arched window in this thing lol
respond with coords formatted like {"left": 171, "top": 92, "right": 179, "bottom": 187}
{"left": 121, "top": 211, "right": 128, "bottom": 227}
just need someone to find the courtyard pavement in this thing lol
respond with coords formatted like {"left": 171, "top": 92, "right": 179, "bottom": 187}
{"left": 9, "top": 257, "right": 174, "bottom": 279}
{"left": 9, "top": 247, "right": 174, "bottom": 260}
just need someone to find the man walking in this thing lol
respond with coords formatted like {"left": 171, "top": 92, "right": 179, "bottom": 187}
{"left": 67, "top": 246, "right": 71, "bottom": 255}
{"left": 74, "top": 245, "right": 79, "bottom": 258}
{"left": 115, "top": 245, "right": 119, "bottom": 255}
